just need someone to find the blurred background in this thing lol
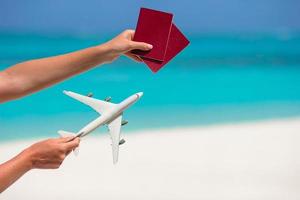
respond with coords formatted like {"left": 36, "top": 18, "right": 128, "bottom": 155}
{"left": 0, "top": 0, "right": 300, "bottom": 140}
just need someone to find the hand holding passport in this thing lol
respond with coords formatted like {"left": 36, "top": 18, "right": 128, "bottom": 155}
{"left": 132, "top": 8, "right": 190, "bottom": 73}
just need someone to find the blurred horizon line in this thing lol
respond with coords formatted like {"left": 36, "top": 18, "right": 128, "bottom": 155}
{"left": 1, "top": 29, "right": 300, "bottom": 40}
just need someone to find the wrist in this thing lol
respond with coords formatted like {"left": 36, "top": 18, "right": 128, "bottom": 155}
{"left": 18, "top": 148, "right": 35, "bottom": 171}
{"left": 96, "top": 42, "right": 119, "bottom": 64}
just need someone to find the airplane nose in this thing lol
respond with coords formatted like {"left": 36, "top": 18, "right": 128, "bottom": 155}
{"left": 137, "top": 92, "right": 144, "bottom": 98}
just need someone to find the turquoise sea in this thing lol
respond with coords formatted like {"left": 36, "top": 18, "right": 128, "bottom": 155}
{"left": 0, "top": 33, "right": 300, "bottom": 141}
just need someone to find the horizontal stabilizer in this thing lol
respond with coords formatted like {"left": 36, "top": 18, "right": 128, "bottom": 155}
{"left": 58, "top": 130, "right": 76, "bottom": 137}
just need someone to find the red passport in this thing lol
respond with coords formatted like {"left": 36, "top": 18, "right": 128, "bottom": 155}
{"left": 132, "top": 8, "right": 190, "bottom": 73}
{"left": 132, "top": 8, "right": 173, "bottom": 61}
{"left": 142, "top": 24, "right": 190, "bottom": 73}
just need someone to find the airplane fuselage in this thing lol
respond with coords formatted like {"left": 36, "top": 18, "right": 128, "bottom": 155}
{"left": 78, "top": 92, "right": 142, "bottom": 137}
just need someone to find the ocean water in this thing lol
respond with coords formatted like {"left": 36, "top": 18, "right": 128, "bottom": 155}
{"left": 0, "top": 33, "right": 300, "bottom": 141}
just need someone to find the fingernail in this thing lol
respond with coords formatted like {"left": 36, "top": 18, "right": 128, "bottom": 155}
{"left": 147, "top": 44, "right": 153, "bottom": 49}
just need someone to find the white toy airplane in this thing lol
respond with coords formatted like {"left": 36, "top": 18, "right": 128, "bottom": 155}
{"left": 58, "top": 90, "right": 143, "bottom": 164}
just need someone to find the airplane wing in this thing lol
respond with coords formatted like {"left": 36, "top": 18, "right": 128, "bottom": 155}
{"left": 108, "top": 114, "right": 122, "bottom": 164}
{"left": 63, "top": 90, "right": 115, "bottom": 114}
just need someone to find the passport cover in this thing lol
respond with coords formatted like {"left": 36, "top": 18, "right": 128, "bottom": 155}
{"left": 132, "top": 8, "right": 173, "bottom": 61}
{"left": 142, "top": 24, "right": 190, "bottom": 73}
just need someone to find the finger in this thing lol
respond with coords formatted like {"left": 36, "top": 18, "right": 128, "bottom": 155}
{"left": 124, "top": 29, "right": 135, "bottom": 39}
{"left": 58, "top": 136, "right": 75, "bottom": 143}
{"left": 124, "top": 52, "right": 144, "bottom": 62}
{"left": 47, "top": 163, "right": 61, "bottom": 169}
{"left": 64, "top": 137, "right": 80, "bottom": 151}
{"left": 129, "top": 41, "right": 153, "bottom": 51}
{"left": 37, "top": 161, "right": 61, "bottom": 169}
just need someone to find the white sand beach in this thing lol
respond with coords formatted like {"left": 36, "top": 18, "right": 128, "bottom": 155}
{"left": 1, "top": 118, "right": 300, "bottom": 200}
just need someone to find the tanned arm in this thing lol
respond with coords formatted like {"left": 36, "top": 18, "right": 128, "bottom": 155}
{"left": 0, "top": 137, "right": 80, "bottom": 193}
{"left": 0, "top": 30, "right": 152, "bottom": 103}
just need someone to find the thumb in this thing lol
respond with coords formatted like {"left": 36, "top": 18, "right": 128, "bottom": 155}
{"left": 129, "top": 41, "right": 153, "bottom": 51}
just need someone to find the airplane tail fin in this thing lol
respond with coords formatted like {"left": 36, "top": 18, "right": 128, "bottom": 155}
{"left": 58, "top": 130, "right": 80, "bottom": 156}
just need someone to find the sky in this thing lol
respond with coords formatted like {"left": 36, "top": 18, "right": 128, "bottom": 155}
{"left": 0, "top": 0, "right": 300, "bottom": 35}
